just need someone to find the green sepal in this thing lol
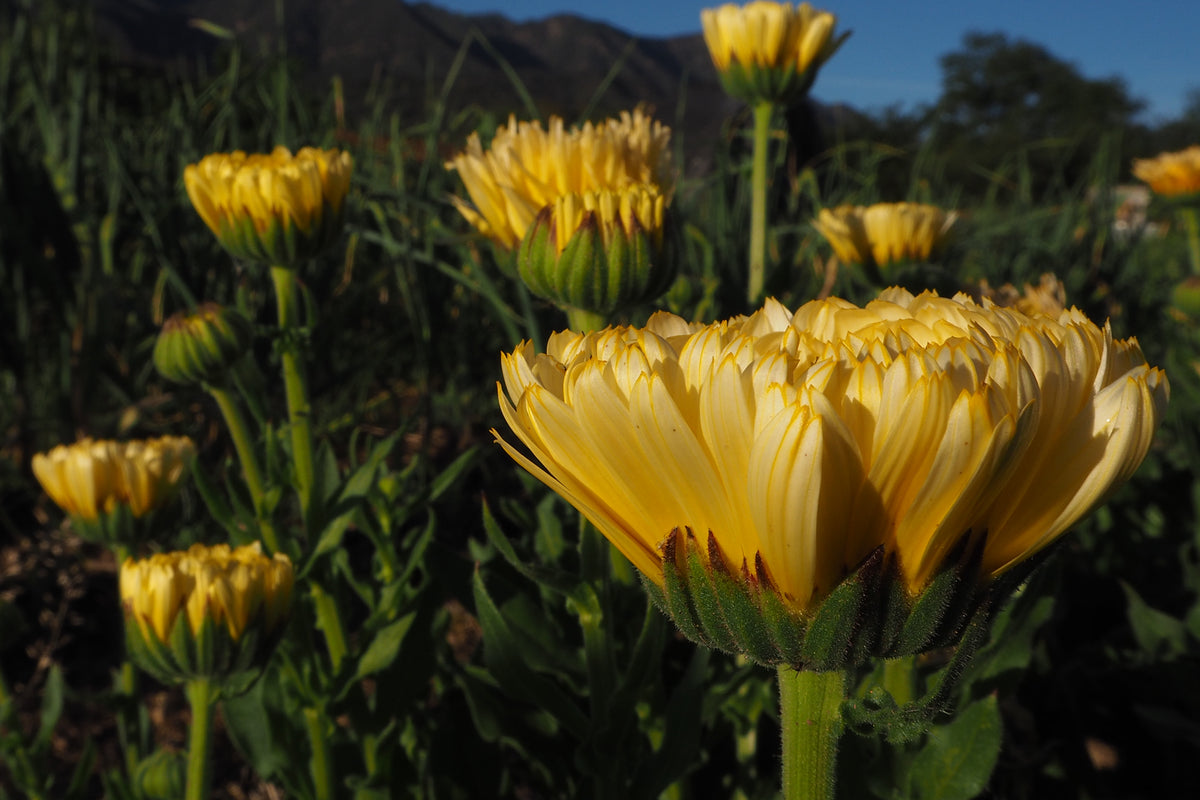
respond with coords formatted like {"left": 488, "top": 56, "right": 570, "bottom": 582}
{"left": 125, "top": 617, "right": 178, "bottom": 684}
{"left": 799, "top": 549, "right": 878, "bottom": 670}
{"left": 705, "top": 534, "right": 781, "bottom": 663}
{"left": 895, "top": 534, "right": 984, "bottom": 655}
{"left": 659, "top": 528, "right": 712, "bottom": 647}
{"left": 755, "top": 556, "right": 807, "bottom": 666}
{"left": 679, "top": 529, "right": 741, "bottom": 654}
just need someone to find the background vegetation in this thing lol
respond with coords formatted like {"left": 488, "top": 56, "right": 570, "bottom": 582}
{"left": 2, "top": 1, "right": 1199, "bottom": 797}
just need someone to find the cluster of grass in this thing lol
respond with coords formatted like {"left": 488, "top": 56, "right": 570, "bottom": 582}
{"left": 2, "top": 2, "right": 1199, "bottom": 798}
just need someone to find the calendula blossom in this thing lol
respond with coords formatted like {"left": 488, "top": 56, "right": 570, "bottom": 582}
{"left": 813, "top": 203, "right": 958, "bottom": 274}
{"left": 121, "top": 542, "right": 294, "bottom": 683}
{"left": 497, "top": 288, "right": 1167, "bottom": 614}
{"left": 446, "top": 109, "right": 673, "bottom": 250}
{"left": 184, "top": 146, "right": 353, "bottom": 265}
{"left": 1132, "top": 145, "right": 1200, "bottom": 198}
{"left": 33, "top": 436, "right": 195, "bottom": 521}
{"left": 701, "top": 1, "right": 849, "bottom": 103}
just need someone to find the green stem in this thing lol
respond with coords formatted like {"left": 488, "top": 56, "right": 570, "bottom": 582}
{"left": 566, "top": 307, "right": 608, "bottom": 334}
{"left": 1181, "top": 207, "right": 1200, "bottom": 276}
{"left": 777, "top": 667, "right": 845, "bottom": 800}
{"left": 270, "top": 265, "right": 316, "bottom": 528}
{"left": 748, "top": 101, "right": 775, "bottom": 305}
{"left": 304, "top": 706, "right": 334, "bottom": 800}
{"left": 881, "top": 655, "right": 916, "bottom": 706}
{"left": 116, "top": 660, "right": 141, "bottom": 779}
{"left": 184, "top": 678, "right": 216, "bottom": 800}
{"left": 209, "top": 385, "right": 281, "bottom": 552}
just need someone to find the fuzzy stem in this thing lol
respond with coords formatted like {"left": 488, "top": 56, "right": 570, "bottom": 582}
{"left": 270, "top": 265, "right": 315, "bottom": 528}
{"left": 748, "top": 101, "right": 775, "bottom": 305}
{"left": 777, "top": 667, "right": 845, "bottom": 800}
{"left": 208, "top": 385, "right": 280, "bottom": 552}
{"left": 184, "top": 678, "right": 216, "bottom": 800}
{"left": 304, "top": 706, "right": 334, "bottom": 800}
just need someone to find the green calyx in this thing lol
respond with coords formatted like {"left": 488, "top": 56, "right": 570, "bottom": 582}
{"left": 214, "top": 204, "right": 346, "bottom": 267}
{"left": 154, "top": 303, "right": 253, "bottom": 387}
{"left": 717, "top": 61, "right": 817, "bottom": 106}
{"left": 123, "top": 605, "right": 283, "bottom": 690}
{"left": 642, "top": 527, "right": 1007, "bottom": 671}
{"left": 517, "top": 205, "right": 676, "bottom": 317}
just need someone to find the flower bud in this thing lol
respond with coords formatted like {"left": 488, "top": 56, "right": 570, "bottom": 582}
{"left": 154, "top": 303, "right": 252, "bottom": 387}
{"left": 517, "top": 184, "right": 674, "bottom": 316}
{"left": 701, "top": 2, "right": 849, "bottom": 105}
{"left": 184, "top": 146, "right": 352, "bottom": 266}
{"left": 812, "top": 203, "right": 957, "bottom": 282}
{"left": 32, "top": 437, "right": 195, "bottom": 547}
{"left": 120, "top": 542, "right": 294, "bottom": 685}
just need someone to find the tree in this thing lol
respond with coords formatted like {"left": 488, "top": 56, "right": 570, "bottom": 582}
{"left": 927, "top": 32, "right": 1144, "bottom": 198}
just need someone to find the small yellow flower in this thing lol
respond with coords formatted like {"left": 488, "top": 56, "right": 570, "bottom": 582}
{"left": 497, "top": 289, "right": 1167, "bottom": 612}
{"left": 1132, "top": 146, "right": 1200, "bottom": 198}
{"left": 121, "top": 543, "right": 294, "bottom": 683}
{"left": 517, "top": 184, "right": 673, "bottom": 316}
{"left": 184, "top": 146, "right": 353, "bottom": 265}
{"left": 813, "top": 202, "right": 957, "bottom": 275}
{"left": 32, "top": 436, "right": 195, "bottom": 521}
{"left": 446, "top": 110, "right": 673, "bottom": 250}
{"left": 701, "top": 2, "right": 849, "bottom": 104}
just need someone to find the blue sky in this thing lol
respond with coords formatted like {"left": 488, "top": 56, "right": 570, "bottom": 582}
{"left": 429, "top": 0, "right": 1199, "bottom": 122}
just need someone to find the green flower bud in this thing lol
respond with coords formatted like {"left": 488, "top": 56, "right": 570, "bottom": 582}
{"left": 517, "top": 184, "right": 675, "bottom": 317}
{"left": 134, "top": 750, "right": 187, "bottom": 800}
{"left": 153, "top": 303, "right": 252, "bottom": 387}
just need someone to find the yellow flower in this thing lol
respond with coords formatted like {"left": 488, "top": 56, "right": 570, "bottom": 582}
{"left": 32, "top": 436, "right": 195, "bottom": 521}
{"left": 518, "top": 184, "right": 673, "bottom": 316}
{"left": 701, "top": 2, "right": 849, "bottom": 104}
{"left": 813, "top": 203, "right": 957, "bottom": 275}
{"left": 1132, "top": 145, "right": 1200, "bottom": 198}
{"left": 446, "top": 109, "right": 673, "bottom": 250}
{"left": 497, "top": 288, "right": 1167, "bottom": 612}
{"left": 121, "top": 543, "right": 294, "bottom": 682}
{"left": 184, "top": 146, "right": 353, "bottom": 265}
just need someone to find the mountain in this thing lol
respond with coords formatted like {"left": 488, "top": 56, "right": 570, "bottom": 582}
{"left": 90, "top": 0, "right": 860, "bottom": 170}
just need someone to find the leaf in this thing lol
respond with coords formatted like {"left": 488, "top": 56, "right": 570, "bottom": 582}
{"left": 34, "top": 663, "right": 64, "bottom": 751}
{"left": 907, "top": 694, "right": 1002, "bottom": 800}
{"left": 1122, "top": 581, "right": 1189, "bottom": 659}
{"left": 354, "top": 612, "right": 417, "bottom": 681}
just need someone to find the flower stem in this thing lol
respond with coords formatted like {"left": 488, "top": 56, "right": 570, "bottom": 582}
{"left": 209, "top": 385, "right": 281, "bottom": 552}
{"left": 1180, "top": 207, "right": 1200, "bottom": 276}
{"left": 882, "top": 655, "right": 916, "bottom": 706}
{"left": 270, "top": 265, "right": 316, "bottom": 528}
{"left": 748, "top": 101, "right": 775, "bottom": 305}
{"left": 184, "top": 678, "right": 216, "bottom": 800}
{"left": 777, "top": 667, "right": 845, "bottom": 800}
{"left": 304, "top": 706, "right": 334, "bottom": 800}
{"left": 566, "top": 307, "right": 608, "bottom": 334}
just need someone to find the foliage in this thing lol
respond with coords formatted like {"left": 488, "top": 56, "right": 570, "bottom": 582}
{"left": 2, "top": 2, "right": 1200, "bottom": 799}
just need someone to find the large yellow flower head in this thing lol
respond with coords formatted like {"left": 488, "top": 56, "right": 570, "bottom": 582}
{"left": 121, "top": 542, "right": 294, "bottom": 683}
{"left": 446, "top": 109, "right": 673, "bottom": 251}
{"left": 33, "top": 436, "right": 195, "bottom": 522}
{"left": 813, "top": 203, "right": 958, "bottom": 279}
{"left": 1132, "top": 145, "right": 1200, "bottom": 198}
{"left": 184, "top": 146, "right": 353, "bottom": 265}
{"left": 497, "top": 289, "right": 1167, "bottom": 664}
{"left": 701, "top": 2, "right": 849, "bottom": 104}
{"left": 518, "top": 183, "right": 674, "bottom": 316}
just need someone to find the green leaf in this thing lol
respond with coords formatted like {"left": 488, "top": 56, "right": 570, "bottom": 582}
{"left": 34, "top": 663, "right": 64, "bottom": 751}
{"left": 354, "top": 612, "right": 417, "bottom": 681}
{"left": 1122, "top": 581, "right": 1189, "bottom": 659}
{"left": 908, "top": 694, "right": 1002, "bottom": 800}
